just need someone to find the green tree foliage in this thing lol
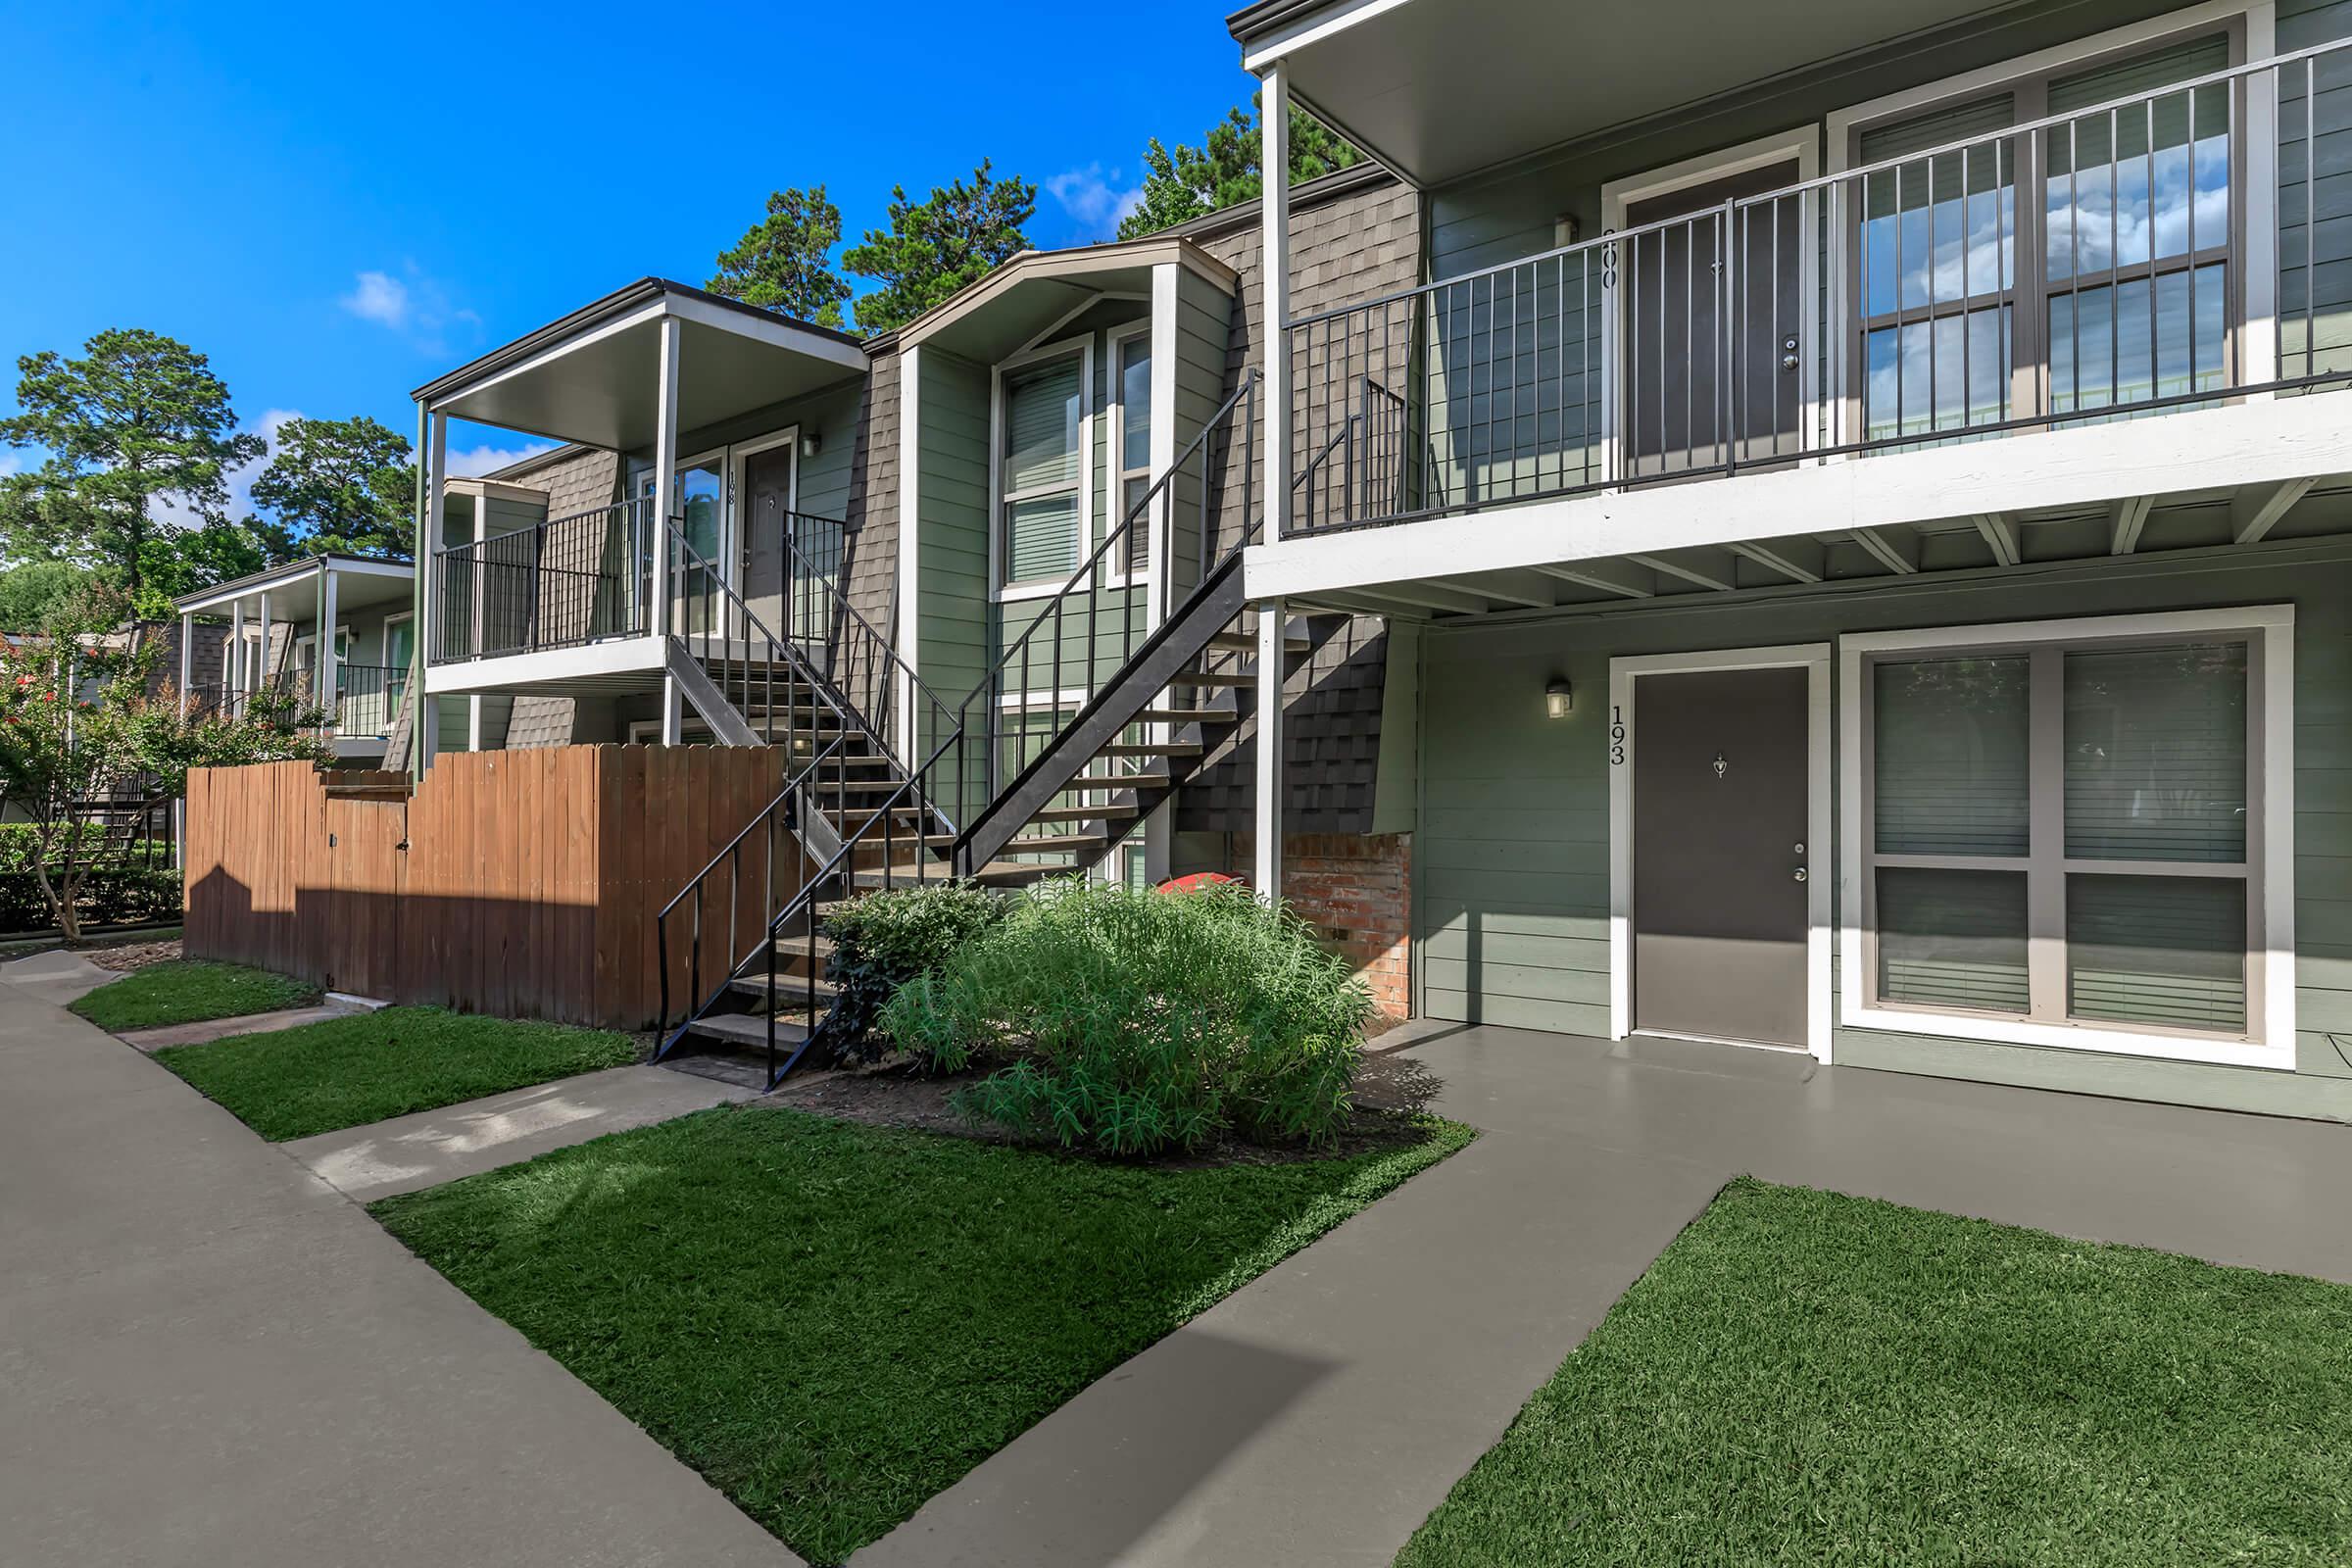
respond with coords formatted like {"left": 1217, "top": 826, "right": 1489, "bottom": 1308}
{"left": 844, "top": 161, "right": 1038, "bottom": 336}
{"left": 247, "top": 414, "right": 415, "bottom": 560}
{"left": 0, "top": 561, "right": 93, "bottom": 634}
{"left": 0, "top": 329, "right": 266, "bottom": 604}
{"left": 0, "top": 589, "right": 333, "bottom": 938}
{"left": 708, "top": 185, "right": 856, "bottom": 329}
{"left": 1118, "top": 97, "right": 1364, "bottom": 240}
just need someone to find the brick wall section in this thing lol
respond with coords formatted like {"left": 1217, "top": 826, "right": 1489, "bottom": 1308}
{"left": 1234, "top": 829, "right": 1413, "bottom": 1019}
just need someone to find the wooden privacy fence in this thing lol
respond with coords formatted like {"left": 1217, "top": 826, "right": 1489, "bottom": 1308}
{"left": 183, "top": 747, "right": 803, "bottom": 1029}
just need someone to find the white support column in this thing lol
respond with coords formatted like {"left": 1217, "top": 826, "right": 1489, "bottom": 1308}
{"left": 227, "top": 598, "right": 246, "bottom": 710}
{"left": 894, "top": 343, "right": 922, "bottom": 761}
{"left": 661, "top": 674, "right": 684, "bottom": 745}
{"left": 255, "top": 590, "right": 273, "bottom": 700}
{"left": 1253, "top": 599, "right": 1285, "bottom": 904}
{"left": 176, "top": 612, "right": 193, "bottom": 717}
{"left": 650, "top": 313, "right": 683, "bottom": 638}
{"left": 420, "top": 410, "right": 446, "bottom": 771}
{"left": 318, "top": 566, "right": 340, "bottom": 720}
{"left": 1259, "top": 62, "right": 1293, "bottom": 541}
{"left": 1144, "top": 263, "right": 1182, "bottom": 883}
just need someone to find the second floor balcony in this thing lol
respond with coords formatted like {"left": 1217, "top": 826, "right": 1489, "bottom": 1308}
{"left": 1266, "top": 24, "right": 2352, "bottom": 543}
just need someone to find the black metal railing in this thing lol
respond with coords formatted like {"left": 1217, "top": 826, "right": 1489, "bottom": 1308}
{"left": 655, "top": 514, "right": 962, "bottom": 1080}
{"left": 652, "top": 373, "right": 1266, "bottom": 1080}
{"left": 955, "top": 369, "right": 1259, "bottom": 822}
{"left": 1284, "top": 38, "right": 2352, "bottom": 535}
{"left": 430, "top": 497, "right": 651, "bottom": 661}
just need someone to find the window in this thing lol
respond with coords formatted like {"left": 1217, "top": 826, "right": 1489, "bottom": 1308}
{"left": 999, "top": 351, "right": 1086, "bottom": 589}
{"left": 1847, "top": 26, "right": 2239, "bottom": 441}
{"left": 1848, "top": 609, "right": 2288, "bottom": 1060}
{"left": 1111, "top": 329, "right": 1152, "bottom": 575}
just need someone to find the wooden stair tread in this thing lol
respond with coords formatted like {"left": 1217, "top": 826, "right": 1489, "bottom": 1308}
{"left": 1178, "top": 669, "right": 1253, "bottom": 687}
{"left": 1094, "top": 741, "right": 1203, "bottom": 758}
{"left": 683, "top": 1012, "right": 810, "bottom": 1048}
{"left": 770, "top": 931, "right": 837, "bottom": 957}
{"left": 1061, "top": 772, "right": 1169, "bottom": 791}
{"left": 1025, "top": 802, "right": 1141, "bottom": 824}
{"left": 730, "top": 973, "right": 842, "bottom": 1003}
{"left": 1204, "top": 631, "right": 1310, "bottom": 655}
{"left": 1004, "top": 832, "right": 1105, "bottom": 853}
{"left": 1138, "top": 707, "right": 1236, "bottom": 724}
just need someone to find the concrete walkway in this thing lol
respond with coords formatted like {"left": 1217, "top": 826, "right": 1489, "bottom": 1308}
{"left": 286, "top": 1063, "right": 758, "bottom": 1201}
{"left": 0, "top": 949, "right": 115, "bottom": 1006}
{"left": 118, "top": 1002, "right": 365, "bottom": 1052}
{"left": 0, "top": 971, "right": 797, "bottom": 1566}
{"left": 856, "top": 1023, "right": 2352, "bottom": 1568}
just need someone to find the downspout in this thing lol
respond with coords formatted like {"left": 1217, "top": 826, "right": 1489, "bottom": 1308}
{"left": 410, "top": 401, "right": 428, "bottom": 776}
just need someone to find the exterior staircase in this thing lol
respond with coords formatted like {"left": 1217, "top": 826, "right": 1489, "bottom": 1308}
{"left": 655, "top": 371, "right": 1282, "bottom": 1086}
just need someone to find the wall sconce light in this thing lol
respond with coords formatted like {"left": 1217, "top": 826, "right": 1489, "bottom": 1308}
{"left": 800, "top": 432, "right": 822, "bottom": 459}
{"left": 1545, "top": 678, "right": 1573, "bottom": 719}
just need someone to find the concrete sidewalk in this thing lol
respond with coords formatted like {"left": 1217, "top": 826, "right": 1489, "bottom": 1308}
{"left": 286, "top": 1063, "right": 757, "bottom": 1202}
{"left": 855, "top": 1022, "right": 2352, "bottom": 1568}
{"left": 0, "top": 972, "right": 796, "bottom": 1566}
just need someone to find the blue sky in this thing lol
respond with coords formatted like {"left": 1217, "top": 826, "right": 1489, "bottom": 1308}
{"left": 0, "top": 0, "right": 1256, "bottom": 497}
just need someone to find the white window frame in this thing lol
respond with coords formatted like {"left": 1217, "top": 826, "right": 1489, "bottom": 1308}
{"left": 635, "top": 444, "right": 733, "bottom": 580}
{"left": 1823, "top": 0, "right": 2280, "bottom": 440}
{"left": 1104, "top": 318, "right": 1153, "bottom": 594}
{"left": 1839, "top": 604, "right": 2295, "bottom": 1068}
{"left": 990, "top": 338, "right": 1095, "bottom": 603}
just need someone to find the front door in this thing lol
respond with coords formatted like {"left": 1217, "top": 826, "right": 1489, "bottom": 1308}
{"left": 1632, "top": 665, "right": 1810, "bottom": 1048}
{"left": 1622, "top": 160, "right": 1805, "bottom": 479}
{"left": 742, "top": 445, "right": 795, "bottom": 635}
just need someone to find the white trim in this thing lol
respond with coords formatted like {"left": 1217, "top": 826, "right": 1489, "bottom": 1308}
{"left": 1838, "top": 604, "right": 2295, "bottom": 1068}
{"left": 1599, "top": 124, "right": 1822, "bottom": 475}
{"left": 1242, "top": 387, "right": 2352, "bottom": 601}
{"left": 1241, "top": 0, "right": 1415, "bottom": 72}
{"left": 174, "top": 557, "right": 412, "bottom": 616}
{"left": 989, "top": 336, "right": 1096, "bottom": 599}
{"left": 422, "top": 633, "right": 668, "bottom": 695}
{"left": 1260, "top": 61, "right": 1293, "bottom": 538}
{"left": 896, "top": 346, "right": 922, "bottom": 760}
{"left": 1607, "top": 643, "right": 1835, "bottom": 1062}
{"left": 727, "top": 424, "right": 802, "bottom": 588}
{"left": 1143, "top": 263, "right": 1182, "bottom": 883}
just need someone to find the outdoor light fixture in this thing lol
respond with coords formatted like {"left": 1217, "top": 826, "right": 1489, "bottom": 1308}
{"left": 801, "top": 432, "right": 822, "bottom": 459}
{"left": 1545, "top": 678, "right": 1573, "bottom": 719}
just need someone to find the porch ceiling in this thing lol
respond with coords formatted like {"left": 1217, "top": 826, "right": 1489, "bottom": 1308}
{"left": 1236, "top": 0, "right": 1995, "bottom": 186}
{"left": 899, "top": 240, "right": 1238, "bottom": 363}
{"left": 418, "top": 279, "right": 869, "bottom": 453}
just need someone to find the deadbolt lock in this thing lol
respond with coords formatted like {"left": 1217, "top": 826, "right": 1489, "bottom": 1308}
{"left": 1793, "top": 867, "right": 1808, "bottom": 882}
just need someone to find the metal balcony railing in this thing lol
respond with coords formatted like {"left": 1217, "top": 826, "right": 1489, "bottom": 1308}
{"left": 430, "top": 497, "right": 653, "bottom": 662}
{"left": 1283, "top": 39, "right": 2352, "bottom": 536}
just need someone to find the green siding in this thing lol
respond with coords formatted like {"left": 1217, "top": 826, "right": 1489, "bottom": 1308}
{"left": 914, "top": 350, "right": 993, "bottom": 817}
{"left": 1414, "top": 542, "right": 2352, "bottom": 1121}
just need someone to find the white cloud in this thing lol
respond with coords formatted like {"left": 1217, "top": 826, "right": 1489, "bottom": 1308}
{"left": 445, "top": 441, "right": 557, "bottom": 479}
{"left": 1047, "top": 164, "right": 1144, "bottom": 241}
{"left": 339, "top": 263, "right": 482, "bottom": 355}
{"left": 0, "top": 451, "right": 28, "bottom": 478}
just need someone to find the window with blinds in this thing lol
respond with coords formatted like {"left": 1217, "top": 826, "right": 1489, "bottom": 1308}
{"left": 1865, "top": 631, "right": 2255, "bottom": 1038}
{"left": 1000, "top": 354, "right": 1084, "bottom": 586}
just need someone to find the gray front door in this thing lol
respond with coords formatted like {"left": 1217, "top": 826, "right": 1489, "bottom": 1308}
{"left": 742, "top": 446, "right": 794, "bottom": 633}
{"left": 1632, "top": 665, "right": 1810, "bottom": 1048}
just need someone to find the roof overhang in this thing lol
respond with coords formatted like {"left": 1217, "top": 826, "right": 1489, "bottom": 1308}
{"left": 899, "top": 238, "right": 1239, "bottom": 363}
{"left": 1231, "top": 0, "right": 2014, "bottom": 187}
{"left": 175, "top": 556, "right": 416, "bottom": 617}
{"left": 414, "top": 279, "right": 871, "bottom": 451}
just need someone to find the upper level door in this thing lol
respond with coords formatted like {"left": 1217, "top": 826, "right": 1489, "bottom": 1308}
{"left": 1620, "top": 157, "right": 1806, "bottom": 480}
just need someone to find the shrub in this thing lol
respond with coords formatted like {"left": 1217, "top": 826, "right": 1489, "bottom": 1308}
{"left": 821, "top": 881, "right": 1008, "bottom": 1062}
{"left": 879, "top": 878, "right": 1373, "bottom": 1155}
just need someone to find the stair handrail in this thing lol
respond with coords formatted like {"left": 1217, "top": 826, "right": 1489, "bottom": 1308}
{"left": 943, "top": 369, "right": 1261, "bottom": 853}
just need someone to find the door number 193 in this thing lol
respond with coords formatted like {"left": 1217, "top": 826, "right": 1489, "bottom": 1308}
{"left": 1608, "top": 705, "right": 1627, "bottom": 766}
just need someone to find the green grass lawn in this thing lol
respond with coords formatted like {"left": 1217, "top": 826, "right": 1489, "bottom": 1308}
{"left": 1397, "top": 1178, "right": 2352, "bottom": 1568}
{"left": 154, "top": 1006, "right": 640, "bottom": 1141}
{"left": 373, "top": 1107, "right": 1474, "bottom": 1564}
{"left": 71, "top": 959, "right": 316, "bottom": 1032}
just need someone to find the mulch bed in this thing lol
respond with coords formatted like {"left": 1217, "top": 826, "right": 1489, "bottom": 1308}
{"left": 763, "top": 1044, "right": 1444, "bottom": 1169}
{"left": 82, "top": 938, "right": 184, "bottom": 973}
